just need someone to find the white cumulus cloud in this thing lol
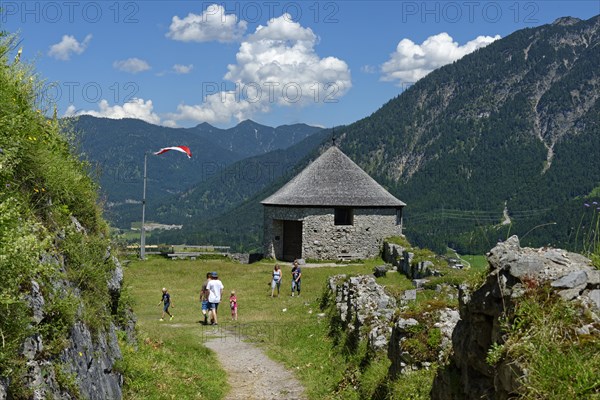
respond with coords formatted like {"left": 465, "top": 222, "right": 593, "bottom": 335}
{"left": 381, "top": 32, "right": 500, "bottom": 85}
{"left": 167, "top": 4, "right": 247, "bottom": 43}
{"left": 113, "top": 58, "right": 151, "bottom": 74}
{"left": 48, "top": 34, "right": 92, "bottom": 61}
{"left": 173, "top": 64, "right": 194, "bottom": 74}
{"left": 64, "top": 98, "right": 161, "bottom": 125}
{"left": 167, "top": 14, "right": 351, "bottom": 125}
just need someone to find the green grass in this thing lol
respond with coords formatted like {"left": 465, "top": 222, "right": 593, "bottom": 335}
{"left": 121, "top": 258, "right": 232, "bottom": 399}
{"left": 0, "top": 31, "right": 121, "bottom": 395}
{"left": 459, "top": 254, "right": 488, "bottom": 269}
{"left": 123, "top": 257, "right": 387, "bottom": 399}
{"left": 490, "top": 284, "right": 600, "bottom": 399}
{"left": 123, "top": 255, "right": 458, "bottom": 399}
{"left": 375, "top": 270, "right": 416, "bottom": 299}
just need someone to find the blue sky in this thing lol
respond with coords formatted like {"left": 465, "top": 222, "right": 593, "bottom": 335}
{"left": 2, "top": 1, "right": 599, "bottom": 128}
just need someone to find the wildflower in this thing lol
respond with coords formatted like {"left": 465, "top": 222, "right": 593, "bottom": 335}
{"left": 584, "top": 203, "right": 590, "bottom": 207}
{"left": 593, "top": 202, "right": 598, "bottom": 205}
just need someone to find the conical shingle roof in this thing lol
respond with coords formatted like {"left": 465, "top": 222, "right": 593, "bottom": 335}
{"left": 261, "top": 146, "right": 406, "bottom": 207}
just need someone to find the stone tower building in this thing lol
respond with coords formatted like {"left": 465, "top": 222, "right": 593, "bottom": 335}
{"left": 262, "top": 146, "right": 406, "bottom": 261}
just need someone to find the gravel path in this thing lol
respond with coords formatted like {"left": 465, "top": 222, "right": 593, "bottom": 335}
{"left": 203, "top": 326, "right": 307, "bottom": 400}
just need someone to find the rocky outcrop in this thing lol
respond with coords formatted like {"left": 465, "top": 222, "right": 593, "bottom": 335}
{"left": 382, "top": 242, "right": 406, "bottom": 265}
{"left": 59, "top": 322, "right": 123, "bottom": 399}
{"left": 0, "top": 377, "right": 8, "bottom": 400}
{"left": 327, "top": 275, "right": 397, "bottom": 351}
{"left": 16, "top": 243, "right": 133, "bottom": 399}
{"left": 431, "top": 236, "right": 600, "bottom": 399}
{"left": 21, "top": 322, "right": 123, "bottom": 400}
{"left": 325, "top": 271, "right": 462, "bottom": 386}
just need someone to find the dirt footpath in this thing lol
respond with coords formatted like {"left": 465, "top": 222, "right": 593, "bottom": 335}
{"left": 203, "top": 326, "right": 307, "bottom": 400}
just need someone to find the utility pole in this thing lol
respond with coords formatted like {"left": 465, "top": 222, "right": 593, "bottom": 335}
{"left": 140, "top": 153, "right": 147, "bottom": 260}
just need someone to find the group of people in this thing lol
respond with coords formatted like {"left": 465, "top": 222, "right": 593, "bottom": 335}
{"left": 159, "top": 271, "right": 237, "bottom": 325}
{"left": 271, "top": 259, "right": 302, "bottom": 297}
{"left": 158, "top": 259, "right": 303, "bottom": 323}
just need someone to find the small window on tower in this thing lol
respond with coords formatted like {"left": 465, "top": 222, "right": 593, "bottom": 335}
{"left": 334, "top": 208, "right": 353, "bottom": 226}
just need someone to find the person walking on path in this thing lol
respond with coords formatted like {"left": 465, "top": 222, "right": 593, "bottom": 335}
{"left": 206, "top": 271, "right": 224, "bottom": 325}
{"left": 200, "top": 272, "right": 211, "bottom": 324}
{"left": 158, "top": 287, "right": 174, "bottom": 321}
{"left": 271, "top": 264, "right": 282, "bottom": 297}
{"left": 291, "top": 260, "right": 302, "bottom": 297}
{"left": 229, "top": 290, "right": 238, "bottom": 321}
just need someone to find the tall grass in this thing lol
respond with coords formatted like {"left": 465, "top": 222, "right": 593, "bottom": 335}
{"left": 575, "top": 202, "right": 600, "bottom": 266}
{"left": 0, "top": 31, "right": 122, "bottom": 396}
{"left": 489, "top": 284, "right": 600, "bottom": 399}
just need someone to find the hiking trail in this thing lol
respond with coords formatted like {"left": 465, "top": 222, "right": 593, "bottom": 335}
{"left": 203, "top": 326, "right": 307, "bottom": 400}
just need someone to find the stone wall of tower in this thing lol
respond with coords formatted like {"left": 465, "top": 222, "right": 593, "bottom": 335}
{"left": 263, "top": 206, "right": 403, "bottom": 260}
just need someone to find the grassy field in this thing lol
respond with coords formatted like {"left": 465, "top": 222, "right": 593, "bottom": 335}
{"left": 121, "top": 256, "right": 384, "bottom": 399}
{"left": 458, "top": 254, "right": 488, "bottom": 269}
{"left": 120, "top": 245, "right": 600, "bottom": 400}
{"left": 121, "top": 252, "right": 491, "bottom": 399}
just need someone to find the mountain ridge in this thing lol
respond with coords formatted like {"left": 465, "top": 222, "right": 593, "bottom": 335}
{"left": 199, "top": 15, "right": 600, "bottom": 252}
{"left": 70, "top": 115, "right": 323, "bottom": 228}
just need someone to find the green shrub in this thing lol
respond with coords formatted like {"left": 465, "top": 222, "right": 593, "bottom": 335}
{"left": 0, "top": 31, "right": 118, "bottom": 393}
{"left": 54, "top": 364, "right": 81, "bottom": 398}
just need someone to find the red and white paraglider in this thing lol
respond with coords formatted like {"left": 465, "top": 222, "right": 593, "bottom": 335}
{"left": 140, "top": 145, "right": 192, "bottom": 259}
{"left": 153, "top": 145, "right": 192, "bottom": 158}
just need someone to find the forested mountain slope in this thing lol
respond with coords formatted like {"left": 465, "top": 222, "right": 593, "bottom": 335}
{"left": 336, "top": 15, "right": 600, "bottom": 252}
{"left": 205, "top": 16, "right": 600, "bottom": 253}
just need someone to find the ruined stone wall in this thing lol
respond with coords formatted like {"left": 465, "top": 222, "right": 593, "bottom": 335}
{"left": 326, "top": 274, "right": 397, "bottom": 351}
{"left": 263, "top": 206, "right": 402, "bottom": 260}
{"left": 324, "top": 274, "right": 459, "bottom": 374}
{"left": 431, "top": 236, "right": 600, "bottom": 399}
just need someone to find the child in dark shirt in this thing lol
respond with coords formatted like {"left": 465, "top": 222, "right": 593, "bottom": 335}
{"left": 158, "top": 287, "right": 174, "bottom": 321}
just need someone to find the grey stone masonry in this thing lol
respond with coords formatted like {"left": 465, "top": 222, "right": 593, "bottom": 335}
{"left": 432, "top": 236, "right": 600, "bottom": 400}
{"left": 264, "top": 206, "right": 402, "bottom": 260}
{"left": 327, "top": 274, "right": 397, "bottom": 351}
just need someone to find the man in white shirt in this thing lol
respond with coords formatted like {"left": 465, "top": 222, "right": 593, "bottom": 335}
{"left": 206, "top": 271, "right": 224, "bottom": 325}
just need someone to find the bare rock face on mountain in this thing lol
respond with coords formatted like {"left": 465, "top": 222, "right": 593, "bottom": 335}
{"left": 431, "top": 236, "right": 599, "bottom": 399}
